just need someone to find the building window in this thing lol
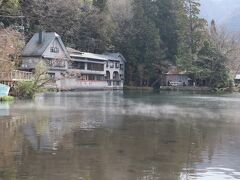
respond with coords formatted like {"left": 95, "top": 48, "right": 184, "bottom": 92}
{"left": 79, "top": 62, "right": 85, "bottom": 69}
{"left": 87, "top": 75, "right": 104, "bottom": 81}
{"left": 88, "top": 74, "right": 95, "bottom": 80}
{"left": 106, "top": 61, "right": 109, "bottom": 68}
{"left": 72, "top": 62, "right": 85, "bottom": 69}
{"left": 113, "top": 71, "right": 119, "bottom": 80}
{"left": 80, "top": 74, "right": 88, "bottom": 80}
{"left": 120, "top": 64, "right": 124, "bottom": 70}
{"left": 87, "top": 63, "right": 104, "bottom": 71}
{"left": 96, "top": 75, "right": 104, "bottom": 81}
{"left": 115, "top": 62, "right": 119, "bottom": 68}
{"left": 110, "top": 61, "right": 114, "bottom": 68}
{"left": 48, "top": 73, "right": 55, "bottom": 80}
{"left": 50, "top": 47, "right": 59, "bottom": 53}
{"left": 106, "top": 71, "right": 110, "bottom": 80}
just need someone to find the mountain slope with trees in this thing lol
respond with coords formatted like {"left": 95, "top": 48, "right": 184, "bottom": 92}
{"left": 1, "top": 0, "right": 239, "bottom": 88}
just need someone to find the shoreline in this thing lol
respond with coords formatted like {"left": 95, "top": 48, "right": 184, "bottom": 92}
{"left": 124, "top": 85, "right": 240, "bottom": 92}
{"left": 123, "top": 85, "right": 211, "bottom": 91}
{"left": 160, "top": 86, "right": 211, "bottom": 91}
{"left": 6, "top": 85, "right": 240, "bottom": 100}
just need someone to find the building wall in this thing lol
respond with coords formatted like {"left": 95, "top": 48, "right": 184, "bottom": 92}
{"left": 105, "top": 60, "right": 124, "bottom": 80}
{"left": 43, "top": 39, "right": 68, "bottom": 70}
{"left": 21, "top": 57, "right": 41, "bottom": 69}
{"left": 58, "top": 79, "right": 107, "bottom": 90}
{"left": 43, "top": 39, "right": 67, "bottom": 60}
{"left": 21, "top": 57, "right": 66, "bottom": 80}
{"left": 119, "top": 62, "right": 125, "bottom": 80}
{"left": 56, "top": 79, "right": 123, "bottom": 90}
{"left": 48, "top": 70, "right": 64, "bottom": 79}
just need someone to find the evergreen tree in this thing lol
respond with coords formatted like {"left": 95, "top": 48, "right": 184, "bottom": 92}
{"left": 0, "top": 0, "right": 21, "bottom": 15}
{"left": 154, "top": 0, "right": 178, "bottom": 61}
{"left": 21, "top": 0, "right": 115, "bottom": 52}
{"left": 118, "top": 0, "right": 165, "bottom": 86}
{"left": 176, "top": 0, "right": 207, "bottom": 72}
{"left": 210, "top": 19, "right": 217, "bottom": 36}
{"left": 93, "top": 0, "right": 107, "bottom": 11}
{"left": 197, "top": 40, "right": 229, "bottom": 88}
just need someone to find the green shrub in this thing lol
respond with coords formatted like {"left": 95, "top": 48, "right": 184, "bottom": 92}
{"left": 14, "top": 81, "right": 38, "bottom": 99}
{"left": 14, "top": 60, "right": 50, "bottom": 99}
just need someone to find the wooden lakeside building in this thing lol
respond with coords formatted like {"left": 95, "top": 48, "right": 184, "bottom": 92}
{"left": 20, "top": 31, "right": 126, "bottom": 90}
{"left": 21, "top": 32, "right": 69, "bottom": 78}
{"left": 163, "top": 66, "right": 191, "bottom": 87}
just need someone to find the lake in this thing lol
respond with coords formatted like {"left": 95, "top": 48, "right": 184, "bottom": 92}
{"left": 0, "top": 90, "right": 240, "bottom": 180}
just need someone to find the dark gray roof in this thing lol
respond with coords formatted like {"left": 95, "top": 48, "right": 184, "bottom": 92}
{"left": 70, "top": 52, "right": 108, "bottom": 61}
{"left": 22, "top": 32, "right": 70, "bottom": 59}
{"left": 67, "top": 47, "right": 127, "bottom": 62}
{"left": 104, "top": 53, "right": 127, "bottom": 62}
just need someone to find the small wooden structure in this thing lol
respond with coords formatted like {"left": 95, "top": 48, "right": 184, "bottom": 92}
{"left": 164, "top": 66, "right": 191, "bottom": 86}
{"left": 235, "top": 74, "right": 240, "bottom": 85}
{"left": 0, "top": 70, "right": 33, "bottom": 87}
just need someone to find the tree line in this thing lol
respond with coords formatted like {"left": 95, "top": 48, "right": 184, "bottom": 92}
{"left": 1, "top": 0, "right": 240, "bottom": 88}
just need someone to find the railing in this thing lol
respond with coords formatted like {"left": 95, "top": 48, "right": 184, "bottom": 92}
{"left": 169, "top": 81, "right": 183, "bottom": 86}
{"left": 0, "top": 70, "right": 33, "bottom": 81}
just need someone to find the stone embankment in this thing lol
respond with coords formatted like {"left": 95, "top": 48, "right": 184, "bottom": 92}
{"left": 160, "top": 86, "right": 211, "bottom": 91}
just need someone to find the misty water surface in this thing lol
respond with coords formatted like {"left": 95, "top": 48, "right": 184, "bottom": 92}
{"left": 0, "top": 91, "right": 240, "bottom": 180}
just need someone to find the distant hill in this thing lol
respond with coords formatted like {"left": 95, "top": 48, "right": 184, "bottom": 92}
{"left": 200, "top": 0, "right": 240, "bottom": 31}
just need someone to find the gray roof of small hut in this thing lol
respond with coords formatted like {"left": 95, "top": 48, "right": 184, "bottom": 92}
{"left": 22, "top": 32, "right": 69, "bottom": 58}
{"left": 166, "top": 66, "right": 189, "bottom": 75}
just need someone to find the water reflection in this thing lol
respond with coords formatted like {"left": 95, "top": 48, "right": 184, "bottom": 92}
{"left": 0, "top": 91, "right": 240, "bottom": 179}
{"left": 0, "top": 102, "right": 10, "bottom": 117}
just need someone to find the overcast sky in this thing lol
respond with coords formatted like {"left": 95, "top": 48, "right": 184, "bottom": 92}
{"left": 200, "top": 0, "right": 240, "bottom": 31}
{"left": 200, "top": 0, "right": 240, "bottom": 23}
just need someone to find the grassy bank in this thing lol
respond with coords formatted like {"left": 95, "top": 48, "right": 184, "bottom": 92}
{"left": 0, "top": 96, "right": 15, "bottom": 102}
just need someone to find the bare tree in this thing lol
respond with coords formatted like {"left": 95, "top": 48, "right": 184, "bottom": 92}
{"left": 34, "top": 60, "right": 50, "bottom": 87}
{"left": 210, "top": 25, "right": 240, "bottom": 79}
{"left": 0, "top": 28, "right": 24, "bottom": 74}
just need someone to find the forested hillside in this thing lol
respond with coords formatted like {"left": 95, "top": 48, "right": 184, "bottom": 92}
{"left": 1, "top": 0, "right": 240, "bottom": 88}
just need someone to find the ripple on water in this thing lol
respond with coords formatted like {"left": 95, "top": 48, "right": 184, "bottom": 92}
{"left": 184, "top": 167, "right": 240, "bottom": 180}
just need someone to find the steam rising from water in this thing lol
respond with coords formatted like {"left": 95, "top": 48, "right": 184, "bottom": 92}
{"left": 8, "top": 92, "right": 240, "bottom": 124}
